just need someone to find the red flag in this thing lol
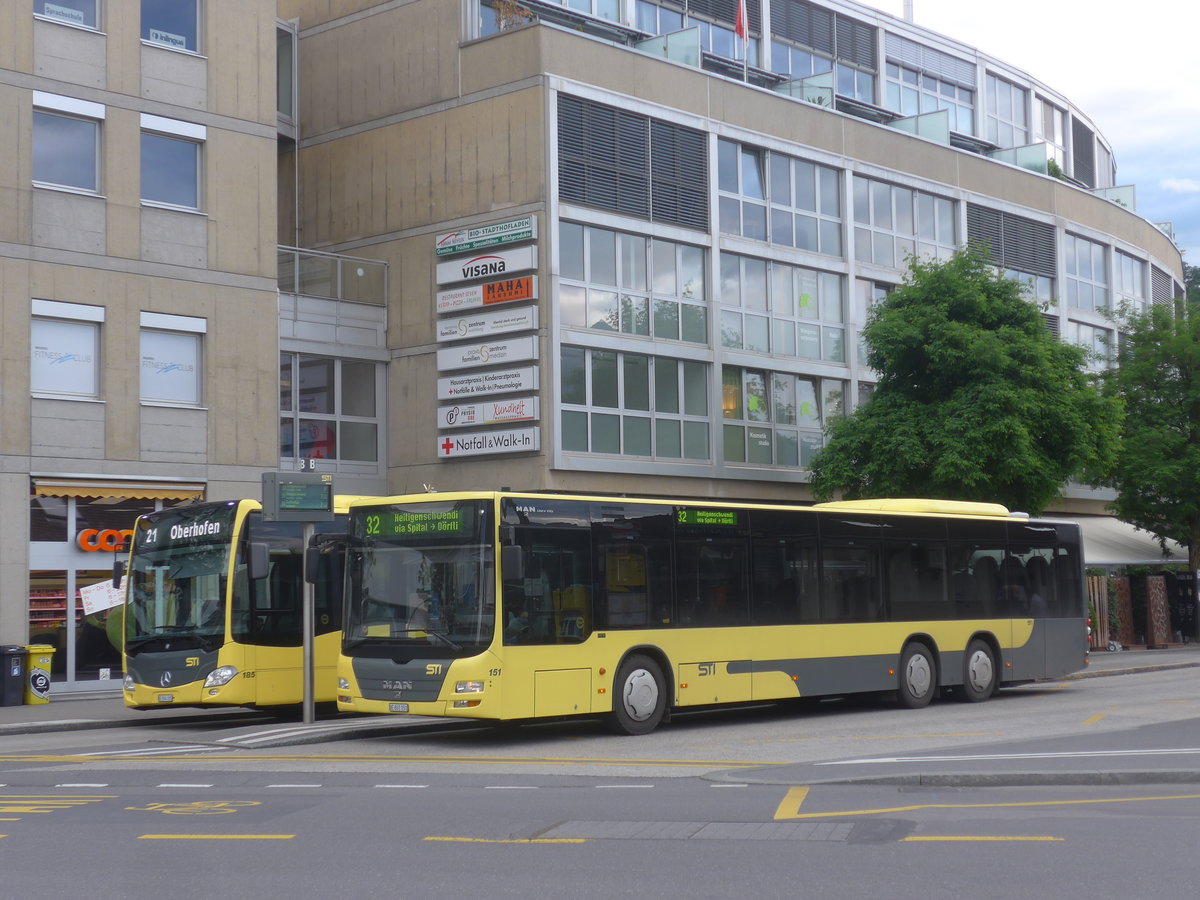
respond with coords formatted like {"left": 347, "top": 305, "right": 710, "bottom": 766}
{"left": 734, "top": 0, "right": 747, "bottom": 41}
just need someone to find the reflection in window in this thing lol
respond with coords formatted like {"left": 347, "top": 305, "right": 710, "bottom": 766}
{"left": 719, "top": 141, "right": 843, "bottom": 257}
{"left": 33, "top": 110, "right": 99, "bottom": 192}
{"left": 721, "top": 253, "right": 845, "bottom": 363}
{"left": 723, "top": 366, "right": 845, "bottom": 468}
{"left": 885, "top": 63, "right": 974, "bottom": 133}
{"left": 560, "top": 347, "right": 709, "bottom": 460}
{"left": 986, "top": 74, "right": 1028, "bottom": 148}
{"left": 560, "top": 221, "right": 706, "bottom": 343}
{"left": 141, "top": 131, "right": 200, "bottom": 209}
{"left": 279, "top": 353, "right": 382, "bottom": 466}
{"left": 853, "top": 176, "right": 957, "bottom": 268}
{"left": 142, "top": 0, "right": 199, "bottom": 52}
{"left": 1065, "top": 234, "right": 1108, "bottom": 313}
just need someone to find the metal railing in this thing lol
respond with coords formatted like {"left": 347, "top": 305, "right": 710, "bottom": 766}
{"left": 277, "top": 246, "right": 387, "bottom": 306}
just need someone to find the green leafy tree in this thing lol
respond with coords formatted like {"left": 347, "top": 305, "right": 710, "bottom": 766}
{"left": 1105, "top": 298, "right": 1200, "bottom": 573}
{"left": 1185, "top": 262, "right": 1199, "bottom": 306}
{"left": 809, "top": 249, "right": 1119, "bottom": 514}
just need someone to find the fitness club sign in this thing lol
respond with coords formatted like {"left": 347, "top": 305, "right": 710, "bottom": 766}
{"left": 77, "top": 528, "right": 134, "bottom": 552}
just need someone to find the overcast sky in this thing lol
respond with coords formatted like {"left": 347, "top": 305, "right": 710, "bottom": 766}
{"left": 864, "top": 0, "right": 1199, "bottom": 268}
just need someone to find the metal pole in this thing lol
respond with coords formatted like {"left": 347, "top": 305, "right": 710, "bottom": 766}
{"left": 302, "top": 521, "right": 315, "bottom": 725}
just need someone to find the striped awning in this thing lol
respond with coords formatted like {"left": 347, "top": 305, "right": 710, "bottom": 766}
{"left": 32, "top": 479, "right": 205, "bottom": 502}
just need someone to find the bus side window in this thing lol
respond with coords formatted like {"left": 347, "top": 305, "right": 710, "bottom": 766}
{"left": 822, "top": 543, "right": 881, "bottom": 622}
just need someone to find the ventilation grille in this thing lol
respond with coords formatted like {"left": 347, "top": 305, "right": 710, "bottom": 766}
{"left": 885, "top": 34, "right": 975, "bottom": 86}
{"left": 558, "top": 95, "right": 708, "bottom": 231}
{"left": 967, "top": 204, "right": 1056, "bottom": 278}
{"left": 1151, "top": 265, "right": 1179, "bottom": 306}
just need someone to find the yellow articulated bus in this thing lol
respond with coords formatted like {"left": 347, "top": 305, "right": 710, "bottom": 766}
{"left": 121, "top": 496, "right": 372, "bottom": 709}
{"left": 337, "top": 492, "right": 1088, "bottom": 734}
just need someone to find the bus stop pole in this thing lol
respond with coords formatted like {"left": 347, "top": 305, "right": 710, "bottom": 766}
{"left": 302, "top": 521, "right": 315, "bottom": 725}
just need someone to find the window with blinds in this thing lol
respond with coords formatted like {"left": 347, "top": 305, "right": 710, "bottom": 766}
{"left": 558, "top": 94, "right": 708, "bottom": 230}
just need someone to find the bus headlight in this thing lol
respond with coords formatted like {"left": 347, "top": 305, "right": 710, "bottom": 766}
{"left": 455, "top": 680, "right": 484, "bottom": 694}
{"left": 338, "top": 677, "right": 351, "bottom": 690}
{"left": 204, "top": 666, "right": 238, "bottom": 688}
{"left": 123, "top": 674, "right": 135, "bottom": 692}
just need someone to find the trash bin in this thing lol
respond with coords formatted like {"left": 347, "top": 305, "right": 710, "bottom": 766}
{"left": 1, "top": 646, "right": 23, "bottom": 706}
{"left": 23, "top": 644, "right": 55, "bottom": 704}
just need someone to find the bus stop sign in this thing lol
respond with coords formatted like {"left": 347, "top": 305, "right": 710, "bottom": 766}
{"left": 261, "top": 471, "right": 335, "bottom": 523}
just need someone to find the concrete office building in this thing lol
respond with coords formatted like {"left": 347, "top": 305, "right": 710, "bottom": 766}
{"left": 1, "top": 1, "right": 283, "bottom": 689}
{"left": 0, "top": 0, "right": 1185, "bottom": 691}
{"left": 278, "top": 3, "right": 1184, "bottom": 521}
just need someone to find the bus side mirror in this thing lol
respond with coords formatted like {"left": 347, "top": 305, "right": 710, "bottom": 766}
{"left": 304, "top": 547, "right": 320, "bottom": 585}
{"left": 501, "top": 545, "right": 525, "bottom": 582}
{"left": 112, "top": 558, "right": 124, "bottom": 590}
{"left": 248, "top": 541, "right": 270, "bottom": 581}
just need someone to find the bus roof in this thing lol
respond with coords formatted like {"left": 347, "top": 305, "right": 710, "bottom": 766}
{"left": 347, "top": 493, "right": 1023, "bottom": 521}
{"left": 812, "top": 498, "right": 1018, "bottom": 518}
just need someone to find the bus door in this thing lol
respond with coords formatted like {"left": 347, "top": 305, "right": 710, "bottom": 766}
{"left": 236, "top": 519, "right": 306, "bottom": 704}
{"left": 673, "top": 506, "right": 753, "bottom": 706}
{"left": 1007, "top": 521, "right": 1079, "bottom": 679}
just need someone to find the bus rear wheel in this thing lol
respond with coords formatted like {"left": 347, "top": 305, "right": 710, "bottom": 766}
{"left": 897, "top": 641, "right": 936, "bottom": 709}
{"left": 609, "top": 654, "right": 667, "bottom": 735}
{"left": 960, "top": 639, "right": 996, "bottom": 702}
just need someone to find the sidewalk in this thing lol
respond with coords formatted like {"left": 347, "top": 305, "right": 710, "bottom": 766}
{"left": 3, "top": 645, "right": 1197, "bottom": 737}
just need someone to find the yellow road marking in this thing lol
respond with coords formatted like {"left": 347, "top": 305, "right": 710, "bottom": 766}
{"left": 425, "top": 836, "right": 585, "bottom": 844}
{"left": 773, "top": 786, "right": 810, "bottom": 820}
{"left": 775, "top": 792, "right": 1200, "bottom": 820}
{"left": 0, "top": 796, "right": 115, "bottom": 817}
{"left": 1082, "top": 714, "right": 1107, "bottom": 725}
{"left": 903, "top": 835, "right": 1063, "bottom": 842}
{"left": 138, "top": 834, "right": 295, "bottom": 840}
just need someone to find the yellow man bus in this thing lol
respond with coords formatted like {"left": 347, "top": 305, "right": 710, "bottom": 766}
{"left": 337, "top": 492, "right": 1088, "bottom": 734}
{"left": 121, "top": 496, "right": 370, "bottom": 709}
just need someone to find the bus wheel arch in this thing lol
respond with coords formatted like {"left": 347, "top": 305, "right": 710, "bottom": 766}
{"left": 959, "top": 636, "right": 998, "bottom": 702}
{"left": 896, "top": 638, "right": 937, "bottom": 709}
{"left": 607, "top": 648, "right": 671, "bottom": 735}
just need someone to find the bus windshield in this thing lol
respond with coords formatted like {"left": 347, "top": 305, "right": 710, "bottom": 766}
{"left": 344, "top": 499, "right": 494, "bottom": 659}
{"left": 125, "top": 501, "right": 237, "bottom": 653}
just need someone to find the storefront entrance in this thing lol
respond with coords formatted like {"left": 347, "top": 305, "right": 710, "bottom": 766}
{"left": 28, "top": 481, "right": 204, "bottom": 693}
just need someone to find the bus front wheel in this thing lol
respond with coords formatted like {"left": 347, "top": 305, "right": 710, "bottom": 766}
{"left": 897, "top": 642, "right": 936, "bottom": 709}
{"left": 960, "top": 639, "right": 996, "bottom": 702}
{"left": 609, "top": 654, "right": 667, "bottom": 735}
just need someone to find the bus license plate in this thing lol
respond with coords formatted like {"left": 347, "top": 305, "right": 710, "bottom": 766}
{"left": 157, "top": 694, "right": 175, "bottom": 703}
{"left": 389, "top": 703, "right": 409, "bottom": 713}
